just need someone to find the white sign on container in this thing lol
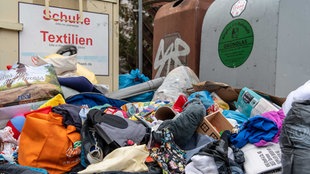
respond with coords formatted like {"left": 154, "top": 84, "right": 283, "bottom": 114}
{"left": 18, "top": 2, "right": 109, "bottom": 76}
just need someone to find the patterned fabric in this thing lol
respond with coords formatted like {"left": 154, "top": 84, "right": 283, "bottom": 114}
{"left": 104, "top": 106, "right": 128, "bottom": 118}
{"left": 0, "top": 126, "right": 18, "bottom": 163}
{"left": 150, "top": 128, "right": 186, "bottom": 174}
{"left": 121, "top": 100, "right": 173, "bottom": 123}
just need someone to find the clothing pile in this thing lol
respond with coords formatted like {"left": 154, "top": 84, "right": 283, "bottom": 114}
{"left": 0, "top": 64, "right": 307, "bottom": 174}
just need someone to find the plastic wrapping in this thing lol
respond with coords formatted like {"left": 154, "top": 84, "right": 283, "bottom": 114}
{"left": 118, "top": 69, "right": 154, "bottom": 102}
{"left": 152, "top": 66, "right": 200, "bottom": 103}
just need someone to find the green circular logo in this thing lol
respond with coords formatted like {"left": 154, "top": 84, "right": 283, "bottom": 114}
{"left": 218, "top": 19, "right": 254, "bottom": 68}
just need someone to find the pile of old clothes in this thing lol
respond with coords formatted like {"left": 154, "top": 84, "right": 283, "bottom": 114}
{"left": 0, "top": 65, "right": 309, "bottom": 174}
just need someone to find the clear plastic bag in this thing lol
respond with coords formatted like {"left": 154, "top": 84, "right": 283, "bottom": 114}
{"left": 152, "top": 66, "right": 200, "bottom": 103}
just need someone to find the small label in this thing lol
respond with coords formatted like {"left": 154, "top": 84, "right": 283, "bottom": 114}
{"left": 231, "top": 0, "right": 247, "bottom": 18}
{"left": 242, "top": 92, "right": 254, "bottom": 104}
{"left": 18, "top": 93, "right": 31, "bottom": 101}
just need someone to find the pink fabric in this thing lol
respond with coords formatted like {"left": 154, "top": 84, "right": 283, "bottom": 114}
{"left": 254, "top": 109, "right": 285, "bottom": 147}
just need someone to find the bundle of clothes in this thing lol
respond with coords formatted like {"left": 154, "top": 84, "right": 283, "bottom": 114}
{"left": 0, "top": 64, "right": 308, "bottom": 174}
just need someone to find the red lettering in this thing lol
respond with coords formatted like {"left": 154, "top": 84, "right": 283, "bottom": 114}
{"left": 42, "top": 9, "right": 91, "bottom": 25}
{"left": 52, "top": 13, "right": 59, "bottom": 22}
{"left": 40, "top": 30, "right": 93, "bottom": 46}
{"left": 55, "top": 35, "right": 63, "bottom": 43}
{"left": 48, "top": 34, "right": 55, "bottom": 42}
{"left": 43, "top": 10, "right": 51, "bottom": 20}
{"left": 85, "top": 38, "right": 92, "bottom": 45}
{"left": 84, "top": 18, "right": 90, "bottom": 25}
{"left": 79, "top": 37, "right": 85, "bottom": 45}
{"left": 60, "top": 11, "right": 67, "bottom": 22}
{"left": 63, "top": 34, "right": 68, "bottom": 44}
{"left": 40, "top": 30, "right": 48, "bottom": 41}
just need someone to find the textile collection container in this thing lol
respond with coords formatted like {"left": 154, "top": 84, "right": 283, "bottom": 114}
{"left": 152, "top": 0, "right": 213, "bottom": 79}
{"left": 199, "top": 0, "right": 310, "bottom": 97}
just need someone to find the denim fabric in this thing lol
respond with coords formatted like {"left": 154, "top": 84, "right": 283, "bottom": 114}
{"left": 185, "top": 133, "right": 215, "bottom": 163}
{"left": 0, "top": 163, "right": 47, "bottom": 174}
{"left": 280, "top": 100, "right": 310, "bottom": 174}
{"left": 154, "top": 98, "right": 206, "bottom": 148}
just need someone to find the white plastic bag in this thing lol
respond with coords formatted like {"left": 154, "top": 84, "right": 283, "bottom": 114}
{"left": 152, "top": 66, "right": 199, "bottom": 103}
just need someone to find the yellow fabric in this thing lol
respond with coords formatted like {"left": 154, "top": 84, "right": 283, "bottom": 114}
{"left": 78, "top": 145, "right": 149, "bottom": 173}
{"left": 39, "top": 94, "right": 66, "bottom": 109}
{"left": 76, "top": 64, "right": 98, "bottom": 84}
{"left": 45, "top": 53, "right": 64, "bottom": 59}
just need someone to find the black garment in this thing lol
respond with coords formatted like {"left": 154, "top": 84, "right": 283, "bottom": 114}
{"left": 197, "top": 131, "right": 245, "bottom": 174}
{"left": 88, "top": 109, "right": 148, "bottom": 147}
{"left": 52, "top": 104, "right": 82, "bottom": 132}
{"left": 80, "top": 109, "right": 148, "bottom": 166}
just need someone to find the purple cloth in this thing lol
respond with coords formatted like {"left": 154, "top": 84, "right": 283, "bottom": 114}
{"left": 254, "top": 109, "right": 285, "bottom": 146}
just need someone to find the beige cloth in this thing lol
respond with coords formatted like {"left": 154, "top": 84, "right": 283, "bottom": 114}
{"left": 32, "top": 54, "right": 98, "bottom": 84}
{"left": 78, "top": 144, "right": 149, "bottom": 173}
{"left": 32, "top": 54, "right": 77, "bottom": 75}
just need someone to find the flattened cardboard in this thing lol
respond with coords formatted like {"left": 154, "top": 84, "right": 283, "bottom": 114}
{"left": 191, "top": 81, "right": 286, "bottom": 107}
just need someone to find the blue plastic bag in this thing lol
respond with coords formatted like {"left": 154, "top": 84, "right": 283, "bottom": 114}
{"left": 188, "top": 91, "right": 214, "bottom": 110}
{"left": 119, "top": 69, "right": 150, "bottom": 89}
{"left": 119, "top": 69, "right": 154, "bottom": 102}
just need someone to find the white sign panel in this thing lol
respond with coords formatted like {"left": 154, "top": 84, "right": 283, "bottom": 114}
{"left": 18, "top": 2, "right": 109, "bottom": 76}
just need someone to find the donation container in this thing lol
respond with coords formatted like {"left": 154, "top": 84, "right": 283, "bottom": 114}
{"left": 152, "top": 0, "right": 214, "bottom": 79}
{"left": 0, "top": 0, "right": 119, "bottom": 91}
{"left": 199, "top": 0, "right": 310, "bottom": 97}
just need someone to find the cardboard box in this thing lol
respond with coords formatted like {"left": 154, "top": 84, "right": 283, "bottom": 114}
{"left": 197, "top": 111, "right": 234, "bottom": 140}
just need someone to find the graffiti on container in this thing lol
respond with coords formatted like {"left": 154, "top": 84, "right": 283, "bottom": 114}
{"left": 154, "top": 38, "right": 190, "bottom": 78}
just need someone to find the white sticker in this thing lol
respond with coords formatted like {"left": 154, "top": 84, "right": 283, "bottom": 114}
{"left": 231, "top": 0, "right": 247, "bottom": 17}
